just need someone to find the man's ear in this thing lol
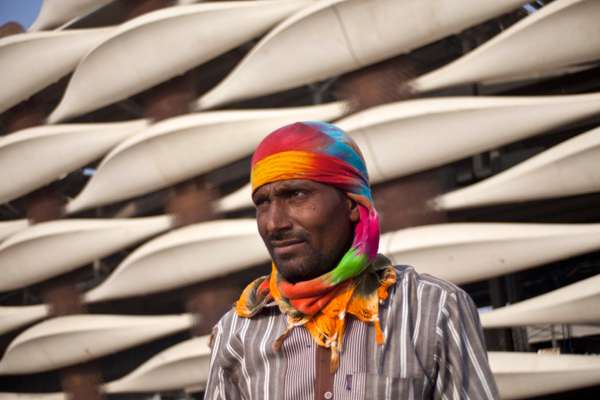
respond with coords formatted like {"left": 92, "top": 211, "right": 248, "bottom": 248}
{"left": 347, "top": 198, "right": 360, "bottom": 223}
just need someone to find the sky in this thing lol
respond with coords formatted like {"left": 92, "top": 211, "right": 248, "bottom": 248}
{"left": 0, "top": 0, "right": 43, "bottom": 28}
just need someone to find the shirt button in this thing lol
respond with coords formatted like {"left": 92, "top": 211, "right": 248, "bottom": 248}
{"left": 324, "top": 391, "right": 333, "bottom": 399}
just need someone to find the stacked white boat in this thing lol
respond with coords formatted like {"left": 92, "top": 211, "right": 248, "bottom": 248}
{"left": 2, "top": 0, "right": 600, "bottom": 399}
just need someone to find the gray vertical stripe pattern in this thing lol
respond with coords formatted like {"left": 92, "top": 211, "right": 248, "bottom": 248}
{"left": 333, "top": 319, "right": 367, "bottom": 400}
{"left": 283, "top": 324, "right": 316, "bottom": 399}
{"left": 204, "top": 266, "right": 500, "bottom": 399}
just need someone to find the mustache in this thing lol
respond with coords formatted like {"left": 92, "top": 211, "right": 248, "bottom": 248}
{"left": 267, "top": 230, "right": 309, "bottom": 244}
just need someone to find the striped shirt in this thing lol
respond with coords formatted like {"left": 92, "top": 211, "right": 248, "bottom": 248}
{"left": 204, "top": 265, "right": 499, "bottom": 400}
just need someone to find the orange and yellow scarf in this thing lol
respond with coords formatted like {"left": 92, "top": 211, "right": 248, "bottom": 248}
{"left": 236, "top": 257, "right": 396, "bottom": 372}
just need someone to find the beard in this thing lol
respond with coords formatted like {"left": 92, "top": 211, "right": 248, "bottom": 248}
{"left": 266, "top": 230, "right": 352, "bottom": 283}
{"left": 271, "top": 245, "right": 333, "bottom": 283}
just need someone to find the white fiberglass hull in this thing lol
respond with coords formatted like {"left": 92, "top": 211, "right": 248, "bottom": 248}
{"left": 65, "top": 102, "right": 346, "bottom": 213}
{"left": 216, "top": 184, "right": 253, "bottom": 212}
{"left": 103, "top": 336, "right": 210, "bottom": 393}
{"left": 0, "top": 305, "right": 50, "bottom": 336}
{"left": 84, "top": 218, "right": 268, "bottom": 302}
{"left": 0, "top": 120, "right": 148, "bottom": 204}
{"left": 337, "top": 94, "right": 600, "bottom": 183}
{"left": 490, "top": 351, "right": 600, "bottom": 399}
{"left": 412, "top": 0, "right": 600, "bottom": 92}
{"left": 0, "top": 394, "right": 67, "bottom": 400}
{"left": 435, "top": 125, "right": 600, "bottom": 210}
{"left": 48, "top": 0, "right": 312, "bottom": 123}
{"left": 29, "top": 0, "right": 114, "bottom": 31}
{"left": 481, "top": 274, "right": 600, "bottom": 328}
{"left": 0, "top": 220, "right": 29, "bottom": 243}
{"left": 0, "top": 216, "right": 174, "bottom": 292}
{"left": 379, "top": 223, "right": 600, "bottom": 284}
{"left": 0, "top": 314, "right": 195, "bottom": 375}
{"left": 197, "top": 0, "right": 529, "bottom": 108}
{"left": 0, "top": 28, "right": 112, "bottom": 114}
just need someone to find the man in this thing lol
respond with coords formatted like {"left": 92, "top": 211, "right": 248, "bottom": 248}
{"left": 204, "top": 121, "right": 499, "bottom": 399}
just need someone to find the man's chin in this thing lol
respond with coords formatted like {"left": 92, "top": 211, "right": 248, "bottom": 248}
{"left": 273, "top": 258, "right": 309, "bottom": 283}
{"left": 273, "top": 256, "right": 330, "bottom": 283}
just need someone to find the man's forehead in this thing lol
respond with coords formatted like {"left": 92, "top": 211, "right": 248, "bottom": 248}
{"left": 255, "top": 179, "right": 322, "bottom": 193}
{"left": 253, "top": 179, "right": 341, "bottom": 197}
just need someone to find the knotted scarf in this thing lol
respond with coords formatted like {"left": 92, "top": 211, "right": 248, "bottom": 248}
{"left": 236, "top": 121, "right": 397, "bottom": 371}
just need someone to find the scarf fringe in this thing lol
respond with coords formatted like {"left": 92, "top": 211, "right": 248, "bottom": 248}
{"left": 238, "top": 261, "right": 397, "bottom": 373}
{"left": 374, "top": 319, "right": 384, "bottom": 345}
{"left": 330, "top": 343, "right": 340, "bottom": 373}
{"left": 273, "top": 325, "right": 293, "bottom": 352}
{"left": 270, "top": 266, "right": 396, "bottom": 372}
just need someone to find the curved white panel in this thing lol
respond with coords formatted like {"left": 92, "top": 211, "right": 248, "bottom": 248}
{"left": 0, "top": 216, "right": 174, "bottom": 292}
{"left": 65, "top": 102, "right": 347, "bottom": 213}
{"left": 435, "top": 125, "right": 600, "bottom": 210}
{"left": 412, "top": 0, "right": 600, "bottom": 92}
{"left": 0, "top": 220, "right": 29, "bottom": 243}
{"left": 196, "top": 0, "right": 529, "bottom": 109}
{"left": 0, "top": 120, "right": 149, "bottom": 204}
{"left": 29, "top": 0, "right": 114, "bottom": 31}
{"left": 84, "top": 219, "right": 268, "bottom": 302}
{"left": 338, "top": 94, "right": 600, "bottom": 182}
{"left": 104, "top": 336, "right": 210, "bottom": 393}
{"left": 380, "top": 223, "right": 600, "bottom": 285}
{"left": 490, "top": 352, "right": 600, "bottom": 399}
{"left": 481, "top": 274, "right": 600, "bottom": 327}
{"left": 218, "top": 93, "right": 600, "bottom": 211}
{"left": 0, "top": 314, "right": 195, "bottom": 375}
{"left": 216, "top": 184, "right": 253, "bottom": 213}
{"left": 0, "top": 28, "right": 112, "bottom": 114}
{"left": 0, "top": 394, "right": 67, "bottom": 400}
{"left": 48, "top": 0, "right": 312, "bottom": 123}
{"left": 0, "top": 305, "right": 50, "bottom": 336}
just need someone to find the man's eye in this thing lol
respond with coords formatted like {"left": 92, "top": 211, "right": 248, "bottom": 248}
{"left": 253, "top": 197, "right": 267, "bottom": 207}
{"left": 291, "top": 190, "right": 307, "bottom": 198}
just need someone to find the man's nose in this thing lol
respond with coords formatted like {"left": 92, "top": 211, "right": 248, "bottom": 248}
{"left": 264, "top": 200, "right": 292, "bottom": 234}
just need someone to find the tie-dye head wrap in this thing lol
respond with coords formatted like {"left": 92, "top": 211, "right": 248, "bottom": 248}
{"left": 237, "top": 121, "right": 396, "bottom": 372}
{"left": 250, "top": 121, "right": 379, "bottom": 282}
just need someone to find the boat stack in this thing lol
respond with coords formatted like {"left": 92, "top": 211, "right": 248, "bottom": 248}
{"left": 1, "top": 1, "right": 600, "bottom": 399}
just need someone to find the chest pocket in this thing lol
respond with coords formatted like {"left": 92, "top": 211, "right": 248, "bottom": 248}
{"left": 362, "top": 373, "right": 428, "bottom": 400}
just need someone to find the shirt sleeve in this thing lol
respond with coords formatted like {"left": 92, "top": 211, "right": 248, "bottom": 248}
{"left": 432, "top": 289, "right": 500, "bottom": 400}
{"left": 203, "top": 313, "right": 244, "bottom": 400}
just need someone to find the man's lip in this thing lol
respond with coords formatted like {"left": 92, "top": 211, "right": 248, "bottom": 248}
{"left": 270, "top": 238, "right": 305, "bottom": 248}
{"left": 271, "top": 239, "right": 306, "bottom": 257}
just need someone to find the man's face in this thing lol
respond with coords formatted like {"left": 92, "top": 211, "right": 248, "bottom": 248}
{"left": 252, "top": 179, "right": 358, "bottom": 283}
